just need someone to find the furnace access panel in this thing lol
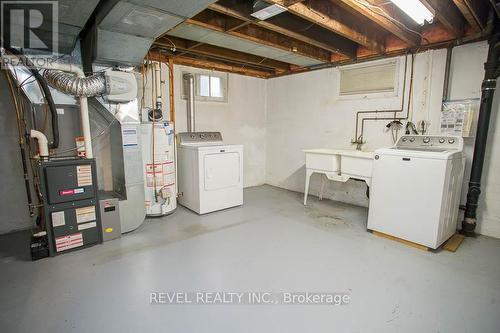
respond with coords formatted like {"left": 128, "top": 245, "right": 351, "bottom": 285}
{"left": 40, "top": 159, "right": 102, "bottom": 256}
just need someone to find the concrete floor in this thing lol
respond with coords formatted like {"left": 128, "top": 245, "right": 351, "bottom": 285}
{"left": 1, "top": 185, "right": 499, "bottom": 333}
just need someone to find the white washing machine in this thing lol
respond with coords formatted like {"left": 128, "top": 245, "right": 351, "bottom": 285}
{"left": 177, "top": 132, "right": 243, "bottom": 214}
{"left": 367, "top": 135, "right": 465, "bottom": 249}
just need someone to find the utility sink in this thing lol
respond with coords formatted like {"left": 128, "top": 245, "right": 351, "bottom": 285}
{"left": 302, "top": 148, "right": 374, "bottom": 205}
{"left": 303, "top": 148, "right": 374, "bottom": 179}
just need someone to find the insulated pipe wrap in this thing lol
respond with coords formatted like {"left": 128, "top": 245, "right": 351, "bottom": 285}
{"left": 43, "top": 70, "right": 107, "bottom": 97}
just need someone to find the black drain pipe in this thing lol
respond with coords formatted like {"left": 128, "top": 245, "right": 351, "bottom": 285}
{"left": 461, "top": 27, "right": 500, "bottom": 236}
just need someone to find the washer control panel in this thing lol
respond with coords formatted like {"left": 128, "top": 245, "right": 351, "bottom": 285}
{"left": 397, "top": 135, "right": 462, "bottom": 150}
{"left": 177, "top": 132, "right": 223, "bottom": 145}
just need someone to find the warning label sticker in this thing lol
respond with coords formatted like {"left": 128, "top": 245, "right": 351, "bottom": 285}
{"left": 75, "top": 206, "right": 96, "bottom": 224}
{"left": 77, "top": 165, "right": 92, "bottom": 187}
{"left": 55, "top": 233, "right": 83, "bottom": 252}
{"left": 78, "top": 221, "right": 97, "bottom": 231}
{"left": 51, "top": 211, "right": 65, "bottom": 227}
{"left": 75, "top": 137, "right": 86, "bottom": 157}
{"left": 145, "top": 162, "right": 175, "bottom": 188}
{"left": 122, "top": 127, "right": 139, "bottom": 147}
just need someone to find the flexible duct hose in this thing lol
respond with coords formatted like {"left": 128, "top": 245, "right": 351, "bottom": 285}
{"left": 43, "top": 70, "right": 107, "bottom": 97}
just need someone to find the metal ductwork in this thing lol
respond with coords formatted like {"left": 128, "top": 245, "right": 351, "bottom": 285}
{"left": 43, "top": 70, "right": 106, "bottom": 97}
{"left": 82, "top": 0, "right": 217, "bottom": 67}
{"left": 251, "top": 0, "right": 288, "bottom": 20}
{"left": 1, "top": 0, "right": 99, "bottom": 54}
{"left": 88, "top": 97, "right": 146, "bottom": 233}
{"left": 183, "top": 73, "right": 196, "bottom": 132}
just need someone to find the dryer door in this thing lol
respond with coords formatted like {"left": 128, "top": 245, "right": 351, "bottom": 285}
{"left": 203, "top": 151, "right": 241, "bottom": 191}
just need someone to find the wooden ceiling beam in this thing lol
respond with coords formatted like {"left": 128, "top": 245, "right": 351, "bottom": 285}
{"left": 263, "top": 13, "right": 358, "bottom": 57}
{"left": 148, "top": 51, "right": 273, "bottom": 78}
{"left": 187, "top": 11, "right": 332, "bottom": 63}
{"left": 284, "top": 0, "right": 306, "bottom": 5}
{"left": 208, "top": 3, "right": 355, "bottom": 58}
{"left": 267, "top": 0, "right": 385, "bottom": 52}
{"left": 335, "top": 0, "right": 421, "bottom": 46}
{"left": 155, "top": 36, "right": 291, "bottom": 72}
{"left": 452, "top": 0, "right": 488, "bottom": 32}
{"left": 420, "top": 0, "right": 465, "bottom": 36}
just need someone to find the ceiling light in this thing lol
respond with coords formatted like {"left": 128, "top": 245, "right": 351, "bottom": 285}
{"left": 251, "top": 0, "right": 287, "bottom": 20}
{"left": 389, "top": 0, "right": 434, "bottom": 25}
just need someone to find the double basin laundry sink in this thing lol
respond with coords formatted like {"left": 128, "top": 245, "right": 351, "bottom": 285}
{"left": 303, "top": 148, "right": 374, "bottom": 205}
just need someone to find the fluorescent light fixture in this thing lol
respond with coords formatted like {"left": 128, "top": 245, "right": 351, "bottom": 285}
{"left": 389, "top": 0, "right": 434, "bottom": 25}
{"left": 251, "top": 2, "right": 287, "bottom": 20}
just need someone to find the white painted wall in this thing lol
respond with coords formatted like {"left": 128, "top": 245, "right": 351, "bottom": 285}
{"left": 266, "top": 49, "right": 448, "bottom": 206}
{"left": 266, "top": 41, "right": 500, "bottom": 239}
{"left": 480, "top": 90, "right": 500, "bottom": 237}
{"left": 141, "top": 64, "right": 267, "bottom": 188}
{"left": 174, "top": 65, "right": 267, "bottom": 188}
{"left": 1, "top": 42, "right": 497, "bottom": 237}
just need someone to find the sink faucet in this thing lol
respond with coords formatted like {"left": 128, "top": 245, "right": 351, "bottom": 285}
{"left": 351, "top": 136, "right": 365, "bottom": 151}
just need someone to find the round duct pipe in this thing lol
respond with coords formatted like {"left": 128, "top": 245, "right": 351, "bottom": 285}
{"left": 43, "top": 70, "right": 107, "bottom": 97}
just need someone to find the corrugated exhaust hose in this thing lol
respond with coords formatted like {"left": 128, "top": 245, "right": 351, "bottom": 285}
{"left": 43, "top": 70, "right": 107, "bottom": 97}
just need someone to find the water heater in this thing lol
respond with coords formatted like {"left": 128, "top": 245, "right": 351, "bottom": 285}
{"left": 140, "top": 121, "right": 177, "bottom": 216}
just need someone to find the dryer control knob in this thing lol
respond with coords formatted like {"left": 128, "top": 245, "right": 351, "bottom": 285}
{"left": 409, "top": 138, "right": 415, "bottom": 142}
{"left": 439, "top": 138, "right": 445, "bottom": 143}
{"left": 423, "top": 137, "right": 431, "bottom": 143}
{"left": 448, "top": 138, "right": 455, "bottom": 144}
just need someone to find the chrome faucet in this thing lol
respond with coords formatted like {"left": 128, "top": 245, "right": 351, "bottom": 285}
{"left": 351, "top": 136, "right": 365, "bottom": 151}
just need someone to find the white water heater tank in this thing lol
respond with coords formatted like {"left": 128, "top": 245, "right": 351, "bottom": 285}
{"left": 140, "top": 121, "right": 177, "bottom": 216}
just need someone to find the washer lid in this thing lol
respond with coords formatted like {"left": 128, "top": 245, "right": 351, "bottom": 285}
{"left": 390, "top": 147, "right": 450, "bottom": 153}
{"left": 375, "top": 147, "right": 462, "bottom": 160}
{"left": 179, "top": 144, "right": 243, "bottom": 151}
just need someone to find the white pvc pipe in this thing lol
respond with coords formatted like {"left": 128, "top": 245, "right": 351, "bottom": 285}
{"left": 154, "top": 62, "right": 162, "bottom": 106}
{"left": 78, "top": 96, "right": 92, "bottom": 158}
{"left": 34, "top": 63, "right": 93, "bottom": 158}
{"left": 30, "top": 129, "right": 49, "bottom": 158}
{"left": 183, "top": 73, "right": 195, "bottom": 132}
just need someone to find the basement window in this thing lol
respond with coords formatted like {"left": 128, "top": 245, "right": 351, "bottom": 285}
{"left": 338, "top": 59, "right": 398, "bottom": 97}
{"left": 182, "top": 71, "right": 228, "bottom": 102}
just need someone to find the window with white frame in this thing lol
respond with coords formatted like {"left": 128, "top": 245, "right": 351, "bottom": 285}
{"left": 182, "top": 71, "right": 228, "bottom": 102}
{"left": 338, "top": 59, "right": 399, "bottom": 97}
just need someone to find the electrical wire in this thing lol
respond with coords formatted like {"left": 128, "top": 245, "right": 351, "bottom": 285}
{"left": 161, "top": 37, "right": 177, "bottom": 52}
{"left": 353, "top": 0, "right": 431, "bottom": 45}
{"left": 238, "top": 56, "right": 269, "bottom": 72}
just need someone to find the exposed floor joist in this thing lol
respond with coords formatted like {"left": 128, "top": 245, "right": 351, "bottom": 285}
{"left": 209, "top": 2, "right": 355, "bottom": 58}
{"left": 267, "top": 0, "right": 385, "bottom": 52}
{"left": 421, "top": 0, "right": 465, "bottom": 36}
{"left": 452, "top": 0, "right": 488, "bottom": 31}
{"left": 335, "top": 0, "right": 421, "bottom": 46}
{"left": 149, "top": 50, "right": 273, "bottom": 78}
{"left": 151, "top": 0, "right": 492, "bottom": 78}
{"left": 187, "top": 10, "right": 332, "bottom": 63}
{"left": 154, "top": 35, "right": 291, "bottom": 73}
